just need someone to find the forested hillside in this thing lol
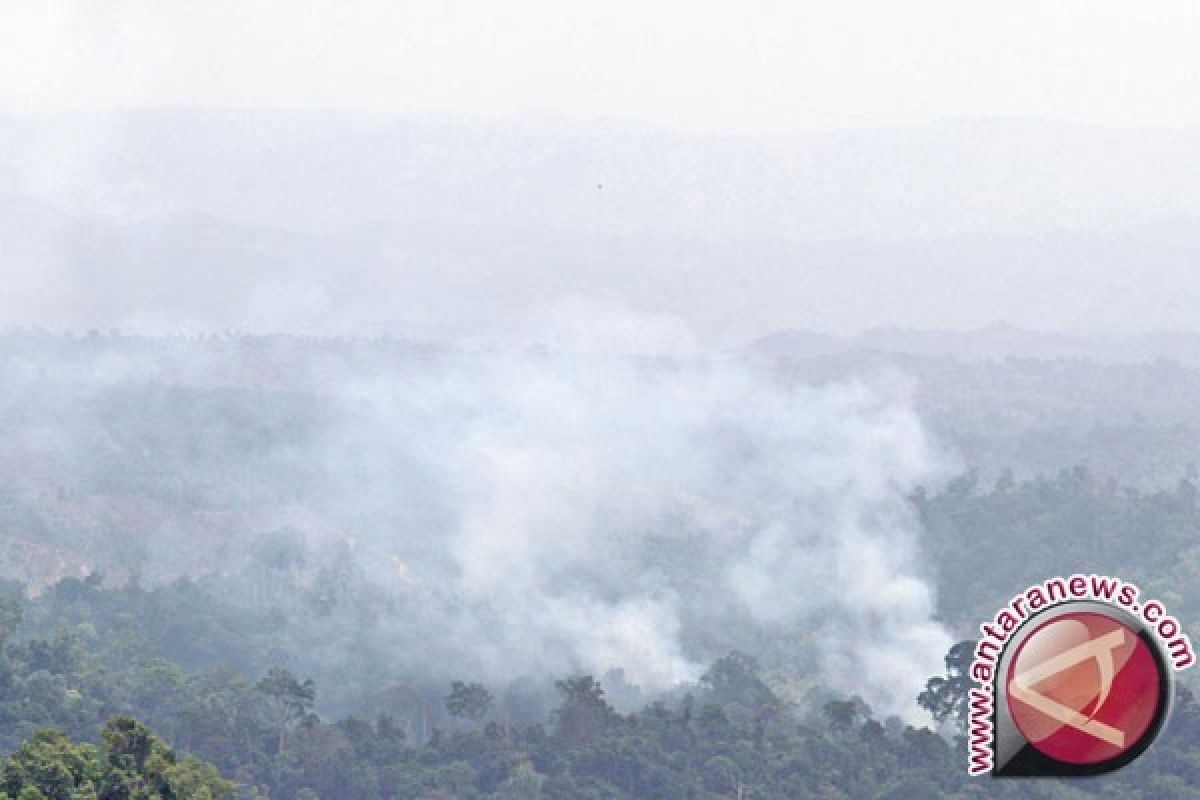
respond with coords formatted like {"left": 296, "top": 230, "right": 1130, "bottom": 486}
{"left": 1, "top": 334, "right": 1199, "bottom": 797}
{"left": 0, "top": 576, "right": 1198, "bottom": 798}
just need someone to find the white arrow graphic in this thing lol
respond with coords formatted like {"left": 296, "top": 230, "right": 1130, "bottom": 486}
{"left": 1009, "top": 628, "right": 1127, "bottom": 748}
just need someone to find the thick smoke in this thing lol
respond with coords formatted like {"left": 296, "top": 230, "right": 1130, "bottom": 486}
{"left": 316, "top": 307, "right": 953, "bottom": 719}
{"left": 0, "top": 306, "right": 953, "bottom": 720}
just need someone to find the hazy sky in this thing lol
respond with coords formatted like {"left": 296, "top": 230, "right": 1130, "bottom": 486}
{"left": 6, "top": 2, "right": 1200, "bottom": 341}
{"left": 6, "top": 0, "right": 1200, "bottom": 134}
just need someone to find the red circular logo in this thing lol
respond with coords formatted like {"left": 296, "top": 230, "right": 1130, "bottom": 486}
{"left": 1006, "top": 611, "right": 1163, "bottom": 765}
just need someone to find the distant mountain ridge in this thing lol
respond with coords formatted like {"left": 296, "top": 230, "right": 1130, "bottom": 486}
{"left": 7, "top": 110, "right": 1200, "bottom": 237}
{"left": 5, "top": 110, "right": 1200, "bottom": 341}
{"left": 749, "top": 324, "right": 1200, "bottom": 364}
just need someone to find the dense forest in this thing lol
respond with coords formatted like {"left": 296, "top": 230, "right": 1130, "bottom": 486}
{"left": 0, "top": 571, "right": 1197, "bottom": 799}
{"left": 0, "top": 334, "right": 1199, "bottom": 797}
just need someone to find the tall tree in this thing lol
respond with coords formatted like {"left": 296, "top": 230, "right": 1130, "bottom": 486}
{"left": 917, "top": 640, "right": 976, "bottom": 732}
{"left": 255, "top": 668, "right": 316, "bottom": 757}
{"left": 552, "top": 676, "right": 613, "bottom": 745}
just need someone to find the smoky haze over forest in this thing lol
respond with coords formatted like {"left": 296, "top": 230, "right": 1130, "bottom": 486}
{"left": 9, "top": 6, "right": 1200, "bottom": 798}
{"left": 0, "top": 313, "right": 955, "bottom": 722}
{"left": 6, "top": 106, "right": 1200, "bottom": 725}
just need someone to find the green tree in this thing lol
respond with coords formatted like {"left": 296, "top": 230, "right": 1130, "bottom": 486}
{"left": 822, "top": 697, "right": 870, "bottom": 736}
{"left": 0, "top": 595, "right": 23, "bottom": 646}
{"left": 700, "top": 652, "right": 778, "bottom": 714}
{"left": 3, "top": 720, "right": 231, "bottom": 800}
{"left": 445, "top": 682, "right": 493, "bottom": 724}
{"left": 918, "top": 640, "right": 976, "bottom": 732}
{"left": 3, "top": 729, "right": 101, "bottom": 800}
{"left": 493, "top": 761, "right": 544, "bottom": 800}
{"left": 255, "top": 668, "right": 316, "bottom": 757}
{"left": 552, "top": 676, "right": 613, "bottom": 745}
{"left": 100, "top": 716, "right": 176, "bottom": 799}
{"left": 162, "top": 757, "right": 235, "bottom": 800}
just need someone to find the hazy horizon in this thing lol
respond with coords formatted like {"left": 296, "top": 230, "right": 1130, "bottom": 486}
{"left": 7, "top": 108, "right": 1200, "bottom": 346}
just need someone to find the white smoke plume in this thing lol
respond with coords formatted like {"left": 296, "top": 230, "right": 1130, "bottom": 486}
{"left": 0, "top": 303, "right": 953, "bottom": 721}
{"left": 319, "top": 305, "right": 953, "bottom": 719}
